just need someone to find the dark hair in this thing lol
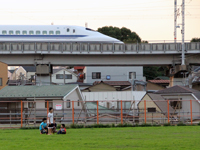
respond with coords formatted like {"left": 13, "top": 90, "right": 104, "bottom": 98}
{"left": 49, "top": 107, "right": 53, "bottom": 111}
{"left": 61, "top": 124, "right": 65, "bottom": 128}
{"left": 42, "top": 118, "right": 46, "bottom": 121}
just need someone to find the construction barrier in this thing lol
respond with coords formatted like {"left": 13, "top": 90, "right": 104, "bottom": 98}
{"left": 0, "top": 99, "right": 199, "bottom": 128}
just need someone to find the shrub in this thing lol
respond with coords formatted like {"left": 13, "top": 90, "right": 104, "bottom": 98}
{"left": 163, "top": 123, "right": 171, "bottom": 126}
{"left": 177, "top": 122, "right": 186, "bottom": 126}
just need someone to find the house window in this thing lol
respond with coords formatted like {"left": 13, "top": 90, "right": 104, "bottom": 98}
{"left": 56, "top": 31, "right": 60, "bottom": 35}
{"left": 92, "top": 72, "right": 101, "bottom": 79}
{"left": 36, "top": 31, "right": 40, "bottom": 35}
{"left": 67, "top": 100, "right": 70, "bottom": 108}
{"left": 67, "top": 28, "right": 70, "bottom": 32}
{"left": 77, "top": 100, "right": 80, "bottom": 106}
{"left": 22, "top": 31, "right": 27, "bottom": 35}
{"left": 147, "top": 107, "right": 156, "bottom": 112}
{"left": 45, "top": 101, "right": 53, "bottom": 108}
{"left": 169, "top": 99, "right": 182, "bottom": 109}
{"left": 56, "top": 74, "right": 72, "bottom": 79}
{"left": 42, "top": 31, "right": 47, "bottom": 35}
{"left": 129, "top": 72, "right": 136, "bottom": 79}
{"left": 29, "top": 31, "right": 34, "bottom": 35}
{"left": 16, "top": 30, "right": 20, "bottom": 35}
{"left": 9, "top": 31, "right": 13, "bottom": 35}
{"left": 2, "top": 30, "right": 7, "bottom": 35}
{"left": 49, "top": 31, "right": 54, "bottom": 35}
{"left": 28, "top": 102, "right": 35, "bottom": 108}
{"left": 0, "top": 78, "right": 2, "bottom": 86}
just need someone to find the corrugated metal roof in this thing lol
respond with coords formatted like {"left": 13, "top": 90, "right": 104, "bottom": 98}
{"left": 148, "top": 80, "right": 170, "bottom": 84}
{"left": 0, "top": 84, "right": 78, "bottom": 98}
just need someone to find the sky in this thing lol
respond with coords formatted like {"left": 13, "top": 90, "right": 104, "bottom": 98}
{"left": 0, "top": 0, "right": 200, "bottom": 42}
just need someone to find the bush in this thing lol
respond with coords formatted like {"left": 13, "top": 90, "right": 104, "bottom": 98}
{"left": 152, "top": 124, "right": 161, "bottom": 127}
{"left": 139, "top": 123, "right": 152, "bottom": 127}
{"left": 177, "top": 122, "right": 186, "bottom": 126}
{"left": 198, "top": 122, "right": 200, "bottom": 126}
{"left": 163, "top": 123, "right": 171, "bottom": 126}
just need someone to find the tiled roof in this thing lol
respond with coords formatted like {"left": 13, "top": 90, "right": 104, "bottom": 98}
{"left": 0, "top": 84, "right": 77, "bottom": 98}
{"left": 148, "top": 80, "right": 170, "bottom": 84}
{"left": 155, "top": 85, "right": 199, "bottom": 94}
{"left": 74, "top": 66, "right": 85, "bottom": 70}
{"left": 8, "top": 70, "right": 15, "bottom": 74}
{"left": 94, "top": 81, "right": 131, "bottom": 86}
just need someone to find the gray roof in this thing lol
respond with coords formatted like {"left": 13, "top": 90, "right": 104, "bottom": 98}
{"left": 8, "top": 70, "right": 15, "bottom": 74}
{"left": 53, "top": 68, "right": 63, "bottom": 74}
{"left": 148, "top": 93, "right": 174, "bottom": 113}
{"left": 22, "top": 66, "right": 36, "bottom": 72}
{"left": 86, "top": 102, "right": 116, "bottom": 114}
{"left": 155, "top": 85, "right": 199, "bottom": 94}
{"left": 0, "top": 84, "right": 78, "bottom": 98}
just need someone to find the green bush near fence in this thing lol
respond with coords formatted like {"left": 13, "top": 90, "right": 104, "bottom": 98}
{"left": 1, "top": 126, "right": 200, "bottom": 150}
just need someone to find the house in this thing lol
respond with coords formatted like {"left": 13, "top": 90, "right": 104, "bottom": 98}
{"left": 148, "top": 78, "right": 169, "bottom": 88}
{"left": 122, "top": 81, "right": 165, "bottom": 91}
{"left": 93, "top": 81, "right": 131, "bottom": 91}
{"left": 52, "top": 68, "right": 78, "bottom": 84}
{"left": 0, "top": 84, "right": 84, "bottom": 123}
{"left": 0, "top": 61, "right": 8, "bottom": 90}
{"left": 22, "top": 66, "right": 36, "bottom": 81}
{"left": 9, "top": 66, "right": 26, "bottom": 80}
{"left": 138, "top": 85, "right": 200, "bottom": 123}
{"left": 83, "top": 66, "right": 143, "bottom": 83}
{"left": 82, "top": 81, "right": 116, "bottom": 92}
{"left": 138, "top": 93, "right": 175, "bottom": 124}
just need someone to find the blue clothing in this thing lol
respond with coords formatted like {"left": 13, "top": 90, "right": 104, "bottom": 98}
{"left": 39, "top": 122, "right": 47, "bottom": 130}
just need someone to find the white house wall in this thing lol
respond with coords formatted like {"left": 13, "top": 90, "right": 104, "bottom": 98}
{"left": 52, "top": 70, "right": 77, "bottom": 84}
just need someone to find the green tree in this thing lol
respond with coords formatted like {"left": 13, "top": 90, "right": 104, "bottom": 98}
{"left": 143, "top": 66, "right": 168, "bottom": 80}
{"left": 97, "top": 26, "right": 142, "bottom": 43}
{"left": 191, "top": 38, "right": 200, "bottom": 42}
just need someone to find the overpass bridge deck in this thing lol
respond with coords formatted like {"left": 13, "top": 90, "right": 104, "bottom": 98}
{"left": 0, "top": 42, "right": 199, "bottom": 54}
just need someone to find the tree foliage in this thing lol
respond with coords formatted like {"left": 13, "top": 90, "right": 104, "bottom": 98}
{"left": 97, "top": 26, "right": 142, "bottom": 43}
{"left": 143, "top": 66, "right": 168, "bottom": 80}
{"left": 191, "top": 38, "right": 200, "bottom": 42}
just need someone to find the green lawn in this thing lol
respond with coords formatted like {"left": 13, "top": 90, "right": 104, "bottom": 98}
{"left": 0, "top": 126, "right": 200, "bottom": 150}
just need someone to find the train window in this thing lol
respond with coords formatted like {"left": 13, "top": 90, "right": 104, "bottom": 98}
{"left": 22, "top": 31, "right": 27, "bottom": 35}
{"left": 9, "top": 31, "right": 13, "bottom": 35}
{"left": 73, "top": 29, "right": 75, "bottom": 33}
{"left": 29, "top": 31, "right": 34, "bottom": 35}
{"left": 56, "top": 31, "right": 60, "bottom": 35}
{"left": 36, "top": 31, "right": 40, "bottom": 35}
{"left": 2, "top": 30, "right": 7, "bottom": 35}
{"left": 86, "top": 28, "right": 96, "bottom": 31}
{"left": 42, "top": 31, "right": 47, "bottom": 35}
{"left": 67, "top": 28, "right": 70, "bottom": 32}
{"left": 16, "top": 31, "right": 20, "bottom": 35}
{"left": 49, "top": 31, "right": 54, "bottom": 35}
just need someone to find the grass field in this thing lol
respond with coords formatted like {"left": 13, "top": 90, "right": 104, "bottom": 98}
{"left": 0, "top": 126, "right": 200, "bottom": 150}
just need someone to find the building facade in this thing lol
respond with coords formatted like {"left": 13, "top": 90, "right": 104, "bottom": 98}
{"left": 0, "top": 61, "right": 8, "bottom": 90}
{"left": 83, "top": 66, "right": 143, "bottom": 83}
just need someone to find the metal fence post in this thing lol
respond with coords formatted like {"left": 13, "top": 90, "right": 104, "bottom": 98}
{"left": 190, "top": 100, "right": 193, "bottom": 125}
{"left": 97, "top": 101, "right": 99, "bottom": 124}
{"left": 21, "top": 101, "right": 23, "bottom": 128}
{"left": 121, "top": 100, "right": 123, "bottom": 124}
{"left": 144, "top": 100, "right": 146, "bottom": 124}
{"left": 72, "top": 101, "right": 74, "bottom": 124}
{"left": 167, "top": 100, "right": 170, "bottom": 123}
{"left": 47, "top": 101, "right": 49, "bottom": 118}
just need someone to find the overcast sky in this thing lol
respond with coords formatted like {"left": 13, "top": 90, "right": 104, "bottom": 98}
{"left": 1, "top": 0, "right": 199, "bottom": 42}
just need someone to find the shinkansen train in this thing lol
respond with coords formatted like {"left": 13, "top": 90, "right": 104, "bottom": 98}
{"left": 0, "top": 25, "right": 123, "bottom": 43}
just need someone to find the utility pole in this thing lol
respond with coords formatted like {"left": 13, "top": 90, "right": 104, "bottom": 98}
{"left": 181, "top": 0, "right": 185, "bottom": 65}
{"left": 174, "top": 0, "right": 177, "bottom": 43}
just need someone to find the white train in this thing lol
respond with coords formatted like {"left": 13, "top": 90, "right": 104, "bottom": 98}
{"left": 0, "top": 25, "right": 123, "bottom": 43}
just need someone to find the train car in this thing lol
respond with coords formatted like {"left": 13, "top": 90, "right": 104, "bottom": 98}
{"left": 0, "top": 25, "right": 123, "bottom": 43}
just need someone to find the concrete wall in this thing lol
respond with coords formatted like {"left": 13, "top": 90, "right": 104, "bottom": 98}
{"left": 83, "top": 66, "right": 143, "bottom": 83}
{"left": 52, "top": 70, "right": 77, "bottom": 84}
{"left": 0, "top": 62, "right": 8, "bottom": 90}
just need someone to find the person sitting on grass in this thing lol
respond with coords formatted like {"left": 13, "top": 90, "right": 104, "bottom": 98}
{"left": 39, "top": 118, "right": 48, "bottom": 134}
{"left": 57, "top": 124, "right": 66, "bottom": 134}
{"left": 52, "top": 118, "right": 57, "bottom": 134}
